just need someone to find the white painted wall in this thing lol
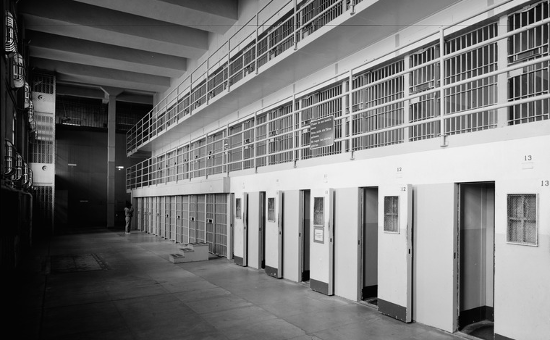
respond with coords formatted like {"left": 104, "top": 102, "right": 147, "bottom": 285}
{"left": 226, "top": 130, "right": 550, "bottom": 337}
{"left": 495, "top": 178, "right": 550, "bottom": 340}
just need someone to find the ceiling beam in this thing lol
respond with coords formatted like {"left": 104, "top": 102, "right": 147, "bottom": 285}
{"left": 70, "top": 0, "right": 238, "bottom": 35}
{"left": 27, "top": 31, "right": 186, "bottom": 78}
{"left": 21, "top": 0, "right": 209, "bottom": 58}
{"left": 32, "top": 57, "right": 171, "bottom": 93}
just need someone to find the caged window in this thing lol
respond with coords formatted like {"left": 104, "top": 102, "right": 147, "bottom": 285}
{"left": 313, "top": 197, "right": 324, "bottom": 226}
{"left": 268, "top": 197, "right": 276, "bottom": 222}
{"left": 236, "top": 198, "right": 241, "bottom": 219}
{"left": 384, "top": 196, "right": 399, "bottom": 233}
{"left": 507, "top": 194, "right": 537, "bottom": 246}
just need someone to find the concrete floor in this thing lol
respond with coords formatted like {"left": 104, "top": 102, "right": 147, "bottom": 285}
{"left": 5, "top": 228, "right": 467, "bottom": 340}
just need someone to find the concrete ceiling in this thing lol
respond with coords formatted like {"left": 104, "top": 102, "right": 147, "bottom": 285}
{"left": 20, "top": 0, "right": 238, "bottom": 103}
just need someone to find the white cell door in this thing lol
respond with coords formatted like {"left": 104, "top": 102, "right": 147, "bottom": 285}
{"left": 310, "top": 188, "right": 334, "bottom": 295}
{"left": 233, "top": 193, "right": 248, "bottom": 266}
{"left": 265, "top": 191, "right": 283, "bottom": 278}
{"left": 378, "top": 184, "right": 413, "bottom": 323}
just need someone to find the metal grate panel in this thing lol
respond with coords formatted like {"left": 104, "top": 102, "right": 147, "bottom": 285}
{"left": 214, "top": 194, "right": 228, "bottom": 256}
{"left": 352, "top": 60, "right": 405, "bottom": 150}
{"left": 206, "top": 194, "right": 215, "bottom": 252}
{"left": 445, "top": 23, "right": 498, "bottom": 134}
{"left": 507, "top": 194, "right": 537, "bottom": 245}
{"left": 182, "top": 195, "right": 189, "bottom": 243}
{"left": 197, "top": 195, "right": 206, "bottom": 243}
{"left": 409, "top": 45, "right": 441, "bottom": 141}
{"left": 383, "top": 196, "right": 399, "bottom": 233}
{"left": 508, "top": 1, "right": 550, "bottom": 125}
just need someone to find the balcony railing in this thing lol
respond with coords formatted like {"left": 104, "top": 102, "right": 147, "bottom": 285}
{"left": 126, "top": 0, "right": 363, "bottom": 155}
{"left": 127, "top": 0, "right": 550, "bottom": 190}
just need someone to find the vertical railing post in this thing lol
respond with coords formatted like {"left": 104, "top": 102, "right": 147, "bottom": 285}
{"left": 291, "top": 94, "right": 297, "bottom": 165}
{"left": 439, "top": 28, "right": 447, "bottom": 147}
{"left": 347, "top": 70, "right": 353, "bottom": 155}
{"left": 297, "top": 94, "right": 302, "bottom": 161}
{"left": 255, "top": 13, "right": 259, "bottom": 74}
{"left": 294, "top": 0, "right": 298, "bottom": 50}
{"left": 227, "top": 40, "right": 232, "bottom": 92}
{"left": 403, "top": 52, "right": 410, "bottom": 143}
{"left": 189, "top": 74, "right": 194, "bottom": 115}
{"left": 497, "top": 15, "right": 508, "bottom": 128}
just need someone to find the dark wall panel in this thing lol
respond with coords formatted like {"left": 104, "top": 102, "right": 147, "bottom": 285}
{"left": 55, "top": 126, "right": 137, "bottom": 229}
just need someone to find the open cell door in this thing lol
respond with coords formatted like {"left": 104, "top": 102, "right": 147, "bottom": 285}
{"left": 378, "top": 184, "right": 413, "bottom": 322}
{"left": 310, "top": 188, "right": 334, "bottom": 295}
{"left": 265, "top": 191, "right": 283, "bottom": 278}
{"left": 233, "top": 193, "right": 248, "bottom": 266}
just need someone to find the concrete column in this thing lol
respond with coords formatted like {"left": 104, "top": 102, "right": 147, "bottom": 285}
{"left": 107, "top": 94, "right": 116, "bottom": 227}
{"left": 103, "top": 87, "right": 123, "bottom": 228}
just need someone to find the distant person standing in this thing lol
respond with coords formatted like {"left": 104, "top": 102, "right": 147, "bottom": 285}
{"left": 124, "top": 201, "right": 134, "bottom": 234}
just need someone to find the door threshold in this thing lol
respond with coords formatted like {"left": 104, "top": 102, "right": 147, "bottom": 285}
{"left": 457, "top": 320, "right": 494, "bottom": 340}
{"left": 358, "top": 297, "right": 379, "bottom": 310}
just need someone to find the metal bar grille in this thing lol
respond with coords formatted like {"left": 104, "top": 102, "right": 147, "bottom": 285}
{"left": 297, "top": 83, "right": 343, "bottom": 158}
{"left": 383, "top": 196, "right": 399, "bottom": 233}
{"left": 507, "top": 194, "right": 537, "bottom": 245}
{"left": 207, "top": 130, "right": 226, "bottom": 175}
{"left": 30, "top": 139, "right": 54, "bottom": 163}
{"left": 162, "top": 197, "right": 168, "bottom": 238}
{"left": 167, "top": 150, "right": 176, "bottom": 183}
{"left": 299, "top": 0, "right": 342, "bottom": 39}
{"left": 35, "top": 112, "right": 55, "bottom": 142}
{"left": 228, "top": 122, "right": 244, "bottom": 171}
{"left": 175, "top": 196, "right": 183, "bottom": 241}
{"left": 155, "top": 197, "right": 161, "bottom": 236}
{"left": 148, "top": 198, "right": 153, "bottom": 234}
{"left": 191, "top": 79, "right": 207, "bottom": 110}
{"left": 191, "top": 138, "right": 207, "bottom": 178}
{"left": 189, "top": 196, "right": 197, "bottom": 243}
{"left": 409, "top": 45, "right": 441, "bottom": 141}
{"left": 268, "top": 102, "right": 294, "bottom": 165}
{"left": 206, "top": 194, "right": 215, "bottom": 252}
{"left": 170, "top": 196, "right": 177, "bottom": 241}
{"left": 126, "top": 1, "right": 550, "bottom": 191}
{"left": 177, "top": 93, "right": 191, "bottom": 120}
{"left": 508, "top": 1, "right": 550, "bottom": 125}
{"left": 32, "top": 73, "right": 55, "bottom": 94}
{"left": 229, "top": 42, "right": 256, "bottom": 86}
{"left": 243, "top": 119, "right": 255, "bottom": 170}
{"left": 196, "top": 195, "right": 206, "bottom": 243}
{"left": 182, "top": 195, "right": 189, "bottom": 243}
{"left": 445, "top": 23, "right": 498, "bottom": 134}
{"left": 177, "top": 145, "right": 190, "bottom": 181}
{"left": 352, "top": 60, "right": 405, "bottom": 151}
{"left": 256, "top": 114, "right": 268, "bottom": 168}
{"left": 137, "top": 197, "right": 143, "bottom": 232}
{"left": 208, "top": 65, "right": 229, "bottom": 99}
{"left": 214, "top": 194, "right": 228, "bottom": 256}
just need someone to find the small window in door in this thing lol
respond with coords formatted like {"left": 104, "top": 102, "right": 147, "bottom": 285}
{"left": 236, "top": 198, "right": 241, "bottom": 219}
{"left": 384, "top": 196, "right": 399, "bottom": 233}
{"left": 313, "top": 197, "right": 324, "bottom": 226}
{"left": 268, "top": 197, "right": 276, "bottom": 222}
{"left": 507, "top": 194, "right": 537, "bottom": 246}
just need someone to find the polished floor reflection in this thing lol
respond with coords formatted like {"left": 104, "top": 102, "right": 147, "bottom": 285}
{"left": 7, "top": 228, "right": 465, "bottom": 340}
